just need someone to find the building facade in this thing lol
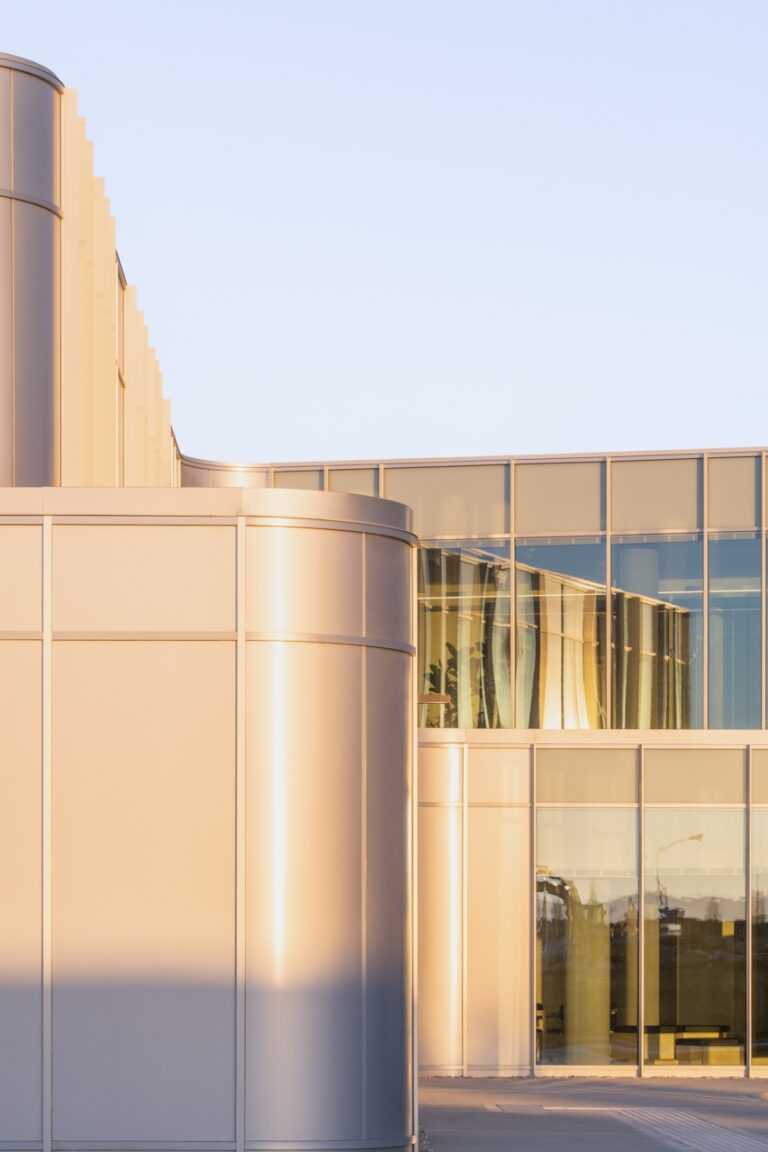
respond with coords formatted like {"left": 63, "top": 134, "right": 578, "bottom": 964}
{"left": 191, "top": 450, "right": 768, "bottom": 1078}
{"left": 2, "top": 51, "right": 768, "bottom": 1152}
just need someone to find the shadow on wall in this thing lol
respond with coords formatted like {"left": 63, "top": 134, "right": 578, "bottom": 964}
{"left": 0, "top": 976, "right": 411, "bottom": 1146}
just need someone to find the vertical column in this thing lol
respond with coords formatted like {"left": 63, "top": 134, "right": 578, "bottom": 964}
{"left": 747, "top": 744, "right": 753, "bottom": 1076}
{"left": 0, "top": 59, "right": 62, "bottom": 486}
{"left": 638, "top": 743, "right": 646, "bottom": 1074}
{"left": 702, "top": 455, "right": 709, "bottom": 728}
{"left": 605, "top": 457, "right": 613, "bottom": 728}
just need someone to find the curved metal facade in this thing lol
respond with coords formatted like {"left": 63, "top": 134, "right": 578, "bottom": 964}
{"left": 0, "top": 487, "right": 415, "bottom": 1149}
{"left": 0, "top": 54, "right": 62, "bottom": 485}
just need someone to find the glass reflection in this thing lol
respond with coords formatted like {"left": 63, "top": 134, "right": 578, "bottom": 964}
{"left": 536, "top": 808, "right": 638, "bottom": 1065}
{"left": 644, "top": 809, "right": 745, "bottom": 1066}
{"left": 418, "top": 540, "right": 511, "bottom": 728}
{"left": 708, "top": 534, "right": 760, "bottom": 729}
{"left": 515, "top": 537, "right": 607, "bottom": 729}
{"left": 752, "top": 809, "right": 768, "bottom": 1063}
{"left": 612, "top": 534, "right": 703, "bottom": 729}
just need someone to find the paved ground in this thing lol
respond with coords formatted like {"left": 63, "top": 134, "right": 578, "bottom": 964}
{"left": 420, "top": 1076, "right": 768, "bottom": 1152}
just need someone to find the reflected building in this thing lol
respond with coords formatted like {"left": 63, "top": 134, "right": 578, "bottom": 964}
{"left": 5, "top": 55, "right": 768, "bottom": 1143}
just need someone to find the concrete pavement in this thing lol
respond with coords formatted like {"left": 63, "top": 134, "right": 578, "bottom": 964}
{"left": 420, "top": 1075, "right": 768, "bottom": 1152}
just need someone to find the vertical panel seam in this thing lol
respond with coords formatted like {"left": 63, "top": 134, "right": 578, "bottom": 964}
{"left": 42, "top": 515, "right": 51, "bottom": 1150}
{"left": 361, "top": 533, "right": 367, "bottom": 1140}
{"left": 461, "top": 742, "right": 468, "bottom": 1077}
{"left": 605, "top": 457, "right": 612, "bottom": 729}
{"left": 761, "top": 453, "right": 766, "bottom": 730}
{"left": 509, "top": 459, "right": 515, "bottom": 728}
{"left": 235, "top": 516, "right": 246, "bottom": 1152}
{"left": 410, "top": 542, "right": 418, "bottom": 1145}
{"left": 747, "top": 743, "right": 753, "bottom": 1077}
{"left": 638, "top": 742, "right": 645, "bottom": 1078}
{"left": 703, "top": 455, "right": 709, "bottom": 728}
{"left": 530, "top": 743, "right": 536, "bottom": 1076}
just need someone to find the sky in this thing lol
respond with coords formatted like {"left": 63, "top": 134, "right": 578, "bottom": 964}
{"left": 3, "top": 1, "right": 768, "bottom": 465}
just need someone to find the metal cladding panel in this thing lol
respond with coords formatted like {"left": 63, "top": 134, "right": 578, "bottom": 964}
{"left": 180, "top": 460, "right": 209, "bottom": 487}
{"left": 515, "top": 461, "right": 604, "bottom": 535}
{"left": 644, "top": 747, "right": 745, "bottom": 804}
{"left": 419, "top": 745, "right": 462, "bottom": 804}
{"left": 12, "top": 70, "right": 59, "bottom": 207}
{"left": 53, "top": 524, "right": 236, "bottom": 633}
{"left": 467, "top": 807, "right": 530, "bottom": 1070}
{"left": 245, "top": 641, "right": 364, "bottom": 1141}
{"left": 0, "top": 67, "right": 10, "bottom": 187}
{"left": 13, "top": 201, "right": 58, "bottom": 486}
{"left": 467, "top": 746, "right": 529, "bottom": 805}
{"left": 0, "top": 525, "right": 42, "bottom": 631}
{"left": 611, "top": 457, "right": 701, "bottom": 531}
{"left": 0, "top": 198, "right": 12, "bottom": 484}
{"left": 418, "top": 805, "right": 463, "bottom": 1068}
{"left": 366, "top": 531, "right": 411, "bottom": 645}
{"left": 708, "top": 454, "right": 760, "bottom": 529}
{"left": 329, "top": 467, "right": 378, "bottom": 497}
{"left": 385, "top": 464, "right": 507, "bottom": 537}
{"left": 246, "top": 525, "right": 363, "bottom": 637}
{"left": 365, "top": 646, "right": 412, "bottom": 1137}
{"left": 52, "top": 641, "right": 236, "bottom": 1142}
{"left": 0, "top": 641, "right": 42, "bottom": 1140}
{"left": 537, "top": 747, "right": 637, "bottom": 804}
{"left": 752, "top": 749, "right": 768, "bottom": 804}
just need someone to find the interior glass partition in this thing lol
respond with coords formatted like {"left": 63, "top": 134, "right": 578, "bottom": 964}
{"left": 611, "top": 534, "right": 703, "bottom": 729}
{"left": 708, "top": 533, "right": 761, "bottom": 729}
{"left": 515, "top": 537, "right": 607, "bottom": 729}
{"left": 644, "top": 809, "right": 746, "bottom": 1066}
{"left": 536, "top": 808, "right": 638, "bottom": 1065}
{"left": 418, "top": 540, "right": 511, "bottom": 729}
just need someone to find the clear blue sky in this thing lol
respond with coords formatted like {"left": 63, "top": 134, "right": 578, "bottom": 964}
{"left": 5, "top": 1, "right": 768, "bottom": 464}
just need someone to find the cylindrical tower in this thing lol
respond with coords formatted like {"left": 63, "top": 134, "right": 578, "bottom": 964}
{"left": 0, "top": 53, "right": 62, "bottom": 485}
{"left": 245, "top": 489, "right": 415, "bottom": 1152}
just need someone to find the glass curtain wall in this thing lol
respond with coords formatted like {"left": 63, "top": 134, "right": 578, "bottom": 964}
{"left": 418, "top": 540, "right": 511, "bottom": 729}
{"left": 515, "top": 538, "right": 607, "bottom": 729}
{"left": 414, "top": 513, "right": 759, "bottom": 732}
{"left": 709, "top": 533, "right": 761, "bottom": 729}
{"left": 612, "top": 534, "right": 703, "bottom": 729}
{"left": 536, "top": 809, "right": 638, "bottom": 1065}
{"left": 644, "top": 809, "right": 746, "bottom": 1066}
{"left": 753, "top": 808, "right": 768, "bottom": 1064}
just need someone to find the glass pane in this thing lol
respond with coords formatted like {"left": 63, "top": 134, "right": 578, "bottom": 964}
{"left": 644, "top": 809, "right": 745, "bottom": 1066}
{"left": 515, "top": 537, "right": 607, "bottom": 729}
{"left": 536, "top": 808, "right": 638, "bottom": 1065}
{"left": 418, "top": 540, "right": 511, "bottom": 729}
{"left": 708, "top": 534, "right": 760, "bottom": 729}
{"left": 612, "top": 534, "right": 703, "bottom": 729}
{"left": 753, "top": 809, "right": 768, "bottom": 1063}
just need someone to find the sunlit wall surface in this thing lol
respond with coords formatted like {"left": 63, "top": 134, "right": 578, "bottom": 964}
{"left": 0, "top": 488, "right": 415, "bottom": 1151}
{"left": 0, "top": 52, "right": 179, "bottom": 490}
